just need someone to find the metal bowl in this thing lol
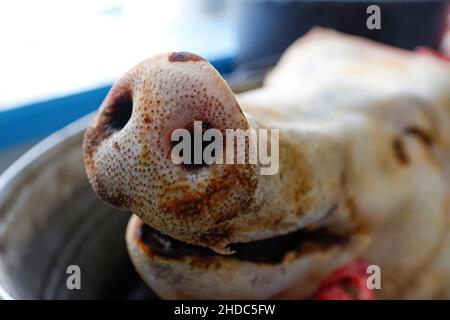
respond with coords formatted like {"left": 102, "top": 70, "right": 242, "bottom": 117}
{"left": 0, "top": 114, "right": 157, "bottom": 299}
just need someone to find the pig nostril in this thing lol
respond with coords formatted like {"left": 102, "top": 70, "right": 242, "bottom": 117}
{"left": 106, "top": 91, "right": 133, "bottom": 131}
{"left": 171, "top": 121, "right": 215, "bottom": 171}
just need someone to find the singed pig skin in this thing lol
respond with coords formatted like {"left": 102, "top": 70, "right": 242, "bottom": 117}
{"left": 84, "top": 29, "right": 450, "bottom": 298}
{"left": 238, "top": 30, "right": 450, "bottom": 299}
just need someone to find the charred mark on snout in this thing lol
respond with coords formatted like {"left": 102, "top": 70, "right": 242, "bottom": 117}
{"left": 168, "top": 52, "right": 205, "bottom": 62}
{"left": 135, "top": 220, "right": 349, "bottom": 264}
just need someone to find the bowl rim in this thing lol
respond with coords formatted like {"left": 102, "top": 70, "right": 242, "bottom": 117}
{"left": 0, "top": 113, "right": 94, "bottom": 300}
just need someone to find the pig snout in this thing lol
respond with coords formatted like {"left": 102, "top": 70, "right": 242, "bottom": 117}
{"left": 83, "top": 52, "right": 258, "bottom": 252}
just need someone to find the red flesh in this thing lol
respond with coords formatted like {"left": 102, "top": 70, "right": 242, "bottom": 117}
{"left": 311, "top": 259, "right": 375, "bottom": 300}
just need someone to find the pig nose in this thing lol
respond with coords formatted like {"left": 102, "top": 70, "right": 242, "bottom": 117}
{"left": 83, "top": 52, "right": 258, "bottom": 252}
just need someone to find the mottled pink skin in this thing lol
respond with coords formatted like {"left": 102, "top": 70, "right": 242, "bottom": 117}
{"left": 83, "top": 52, "right": 258, "bottom": 253}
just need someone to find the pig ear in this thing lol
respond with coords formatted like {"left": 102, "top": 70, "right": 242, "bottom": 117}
{"left": 83, "top": 75, "right": 135, "bottom": 209}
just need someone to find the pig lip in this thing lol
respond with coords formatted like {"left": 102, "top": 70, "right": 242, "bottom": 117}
{"left": 134, "top": 220, "right": 350, "bottom": 264}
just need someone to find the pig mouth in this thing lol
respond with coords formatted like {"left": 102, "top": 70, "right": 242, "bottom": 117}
{"left": 135, "top": 220, "right": 350, "bottom": 264}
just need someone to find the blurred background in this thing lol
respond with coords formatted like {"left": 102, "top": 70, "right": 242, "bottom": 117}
{"left": 1, "top": 0, "right": 450, "bottom": 173}
{"left": 1, "top": 0, "right": 450, "bottom": 300}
